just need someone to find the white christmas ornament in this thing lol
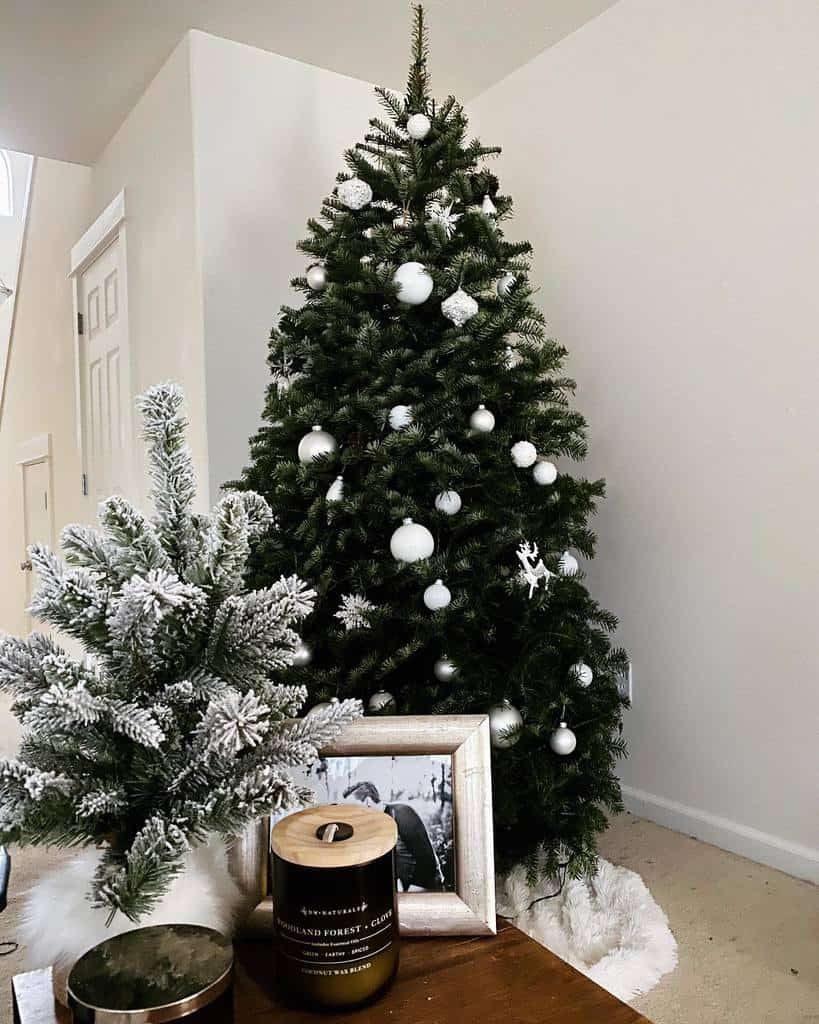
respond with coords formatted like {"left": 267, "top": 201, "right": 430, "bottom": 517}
{"left": 406, "top": 113, "right": 432, "bottom": 140}
{"left": 511, "top": 441, "right": 537, "bottom": 468}
{"left": 306, "top": 265, "right": 328, "bottom": 291}
{"left": 497, "top": 272, "right": 516, "bottom": 297}
{"left": 481, "top": 194, "right": 498, "bottom": 215}
{"left": 335, "top": 593, "right": 375, "bottom": 631}
{"left": 426, "top": 201, "right": 461, "bottom": 239}
{"left": 516, "top": 541, "right": 553, "bottom": 598}
{"left": 368, "top": 690, "right": 396, "bottom": 711}
{"left": 570, "top": 661, "right": 594, "bottom": 687}
{"left": 550, "top": 722, "right": 577, "bottom": 755}
{"left": 388, "top": 404, "right": 413, "bottom": 430}
{"left": 360, "top": 255, "right": 373, "bottom": 265}
{"left": 434, "top": 490, "right": 462, "bottom": 516}
{"left": 441, "top": 287, "right": 479, "bottom": 327}
{"left": 393, "top": 261, "right": 433, "bottom": 305}
{"left": 390, "top": 517, "right": 434, "bottom": 562}
{"left": 433, "top": 657, "right": 458, "bottom": 682}
{"left": 504, "top": 345, "right": 523, "bottom": 369}
{"left": 298, "top": 425, "right": 338, "bottom": 463}
{"left": 470, "top": 404, "right": 495, "bottom": 433}
{"left": 558, "top": 550, "right": 579, "bottom": 576}
{"left": 306, "top": 701, "right": 332, "bottom": 717}
{"left": 325, "top": 476, "right": 344, "bottom": 503}
{"left": 292, "top": 642, "right": 313, "bottom": 668}
{"left": 362, "top": 227, "right": 376, "bottom": 239}
{"left": 337, "top": 177, "right": 373, "bottom": 210}
{"left": 423, "top": 579, "right": 451, "bottom": 611}
{"left": 488, "top": 702, "right": 523, "bottom": 749}
{"left": 533, "top": 460, "right": 558, "bottom": 485}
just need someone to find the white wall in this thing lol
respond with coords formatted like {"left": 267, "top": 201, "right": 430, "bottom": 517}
{"left": 471, "top": 0, "right": 819, "bottom": 878}
{"left": 188, "top": 32, "right": 379, "bottom": 502}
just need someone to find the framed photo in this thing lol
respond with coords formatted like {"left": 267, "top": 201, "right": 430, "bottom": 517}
{"left": 314, "top": 715, "right": 495, "bottom": 937}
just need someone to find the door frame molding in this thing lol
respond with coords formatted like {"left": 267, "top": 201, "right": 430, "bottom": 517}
{"left": 17, "top": 433, "right": 54, "bottom": 621}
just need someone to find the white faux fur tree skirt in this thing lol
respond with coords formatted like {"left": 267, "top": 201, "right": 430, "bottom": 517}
{"left": 497, "top": 858, "right": 678, "bottom": 1002}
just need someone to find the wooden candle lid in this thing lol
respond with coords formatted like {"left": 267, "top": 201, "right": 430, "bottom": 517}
{"left": 272, "top": 804, "right": 397, "bottom": 869}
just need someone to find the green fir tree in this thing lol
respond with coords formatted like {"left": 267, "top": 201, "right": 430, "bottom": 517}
{"left": 237, "top": 6, "right": 628, "bottom": 878}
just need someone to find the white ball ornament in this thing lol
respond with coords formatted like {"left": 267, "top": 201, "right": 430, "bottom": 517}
{"left": 423, "top": 579, "right": 451, "bottom": 611}
{"left": 292, "top": 641, "right": 313, "bottom": 668}
{"left": 558, "top": 550, "right": 579, "bottom": 576}
{"left": 406, "top": 113, "right": 432, "bottom": 140}
{"left": 306, "top": 701, "right": 332, "bottom": 717}
{"left": 488, "top": 702, "right": 524, "bottom": 749}
{"left": 470, "top": 404, "right": 495, "bottom": 433}
{"left": 549, "top": 721, "right": 577, "bottom": 756}
{"left": 388, "top": 404, "right": 413, "bottom": 430}
{"left": 390, "top": 517, "right": 434, "bottom": 563}
{"left": 481, "top": 194, "right": 498, "bottom": 216}
{"left": 570, "top": 661, "right": 594, "bottom": 687}
{"left": 434, "top": 490, "right": 462, "bottom": 516}
{"left": 393, "top": 261, "right": 434, "bottom": 305}
{"left": 511, "top": 441, "right": 538, "bottom": 468}
{"left": 433, "top": 657, "right": 458, "bottom": 683}
{"left": 306, "top": 265, "right": 328, "bottom": 291}
{"left": 326, "top": 475, "right": 344, "bottom": 503}
{"left": 298, "top": 425, "right": 338, "bottom": 464}
{"left": 337, "top": 177, "right": 373, "bottom": 210}
{"left": 497, "top": 272, "right": 516, "bottom": 297}
{"left": 368, "top": 690, "right": 396, "bottom": 712}
{"left": 362, "top": 227, "right": 376, "bottom": 239}
{"left": 533, "top": 460, "right": 558, "bottom": 485}
{"left": 441, "top": 287, "right": 479, "bottom": 327}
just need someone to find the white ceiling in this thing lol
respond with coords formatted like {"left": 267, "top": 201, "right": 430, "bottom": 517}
{"left": 0, "top": 0, "right": 618, "bottom": 166}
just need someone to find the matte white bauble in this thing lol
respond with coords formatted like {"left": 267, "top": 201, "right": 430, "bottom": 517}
{"left": 406, "top": 113, "right": 432, "bottom": 140}
{"left": 433, "top": 657, "right": 458, "bottom": 682}
{"left": 390, "top": 517, "right": 435, "bottom": 562}
{"left": 481, "top": 194, "right": 498, "bottom": 215}
{"left": 488, "top": 702, "right": 523, "bottom": 749}
{"left": 360, "top": 255, "right": 373, "bottom": 265}
{"left": 337, "top": 177, "right": 373, "bottom": 210}
{"left": 434, "top": 490, "right": 462, "bottom": 516}
{"left": 389, "top": 404, "right": 413, "bottom": 430}
{"left": 326, "top": 475, "right": 344, "bottom": 503}
{"left": 533, "top": 460, "right": 558, "bottom": 485}
{"left": 423, "top": 579, "right": 451, "bottom": 611}
{"left": 441, "top": 287, "right": 479, "bottom": 327}
{"left": 558, "top": 550, "right": 579, "bottom": 577}
{"left": 298, "top": 425, "right": 338, "bottom": 463}
{"left": 292, "top": 642, "right": 313, "bottom": 668}
{"left": 497, "top": 272, "right": 516, "bottom": 297}
{"left": 511, "top": 441, "right": 537, "bottom": 468}
{"left": 570, "top": 661, "right": 594, "bottom": 687}
{"left": 549, "top": 721, "right": 577, "bottom": 755}
{"left": 368, "top": 690, "right": 396, "bottom": 712}
{"left": 470, "top": 404, "right": 495, "bottom": 433}
{"left": 306, "top": 265, "right": 328, "bottom": 291}
{"left": 306, "top": 701, "right": 332, "bottom": 717}
{"left": 393, "top": 261, "right": 434, "bottom": 305}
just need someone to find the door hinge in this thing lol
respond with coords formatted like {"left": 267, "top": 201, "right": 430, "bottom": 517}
{"left": 81, "top": 473, "right": 88, "bottom": 496}
{"left": 77, "top": 311, "right": 84, "bottom": 335}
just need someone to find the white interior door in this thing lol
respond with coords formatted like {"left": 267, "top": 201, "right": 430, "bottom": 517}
{"left": 22, "top": 457, "right": 52, "bottom": 625}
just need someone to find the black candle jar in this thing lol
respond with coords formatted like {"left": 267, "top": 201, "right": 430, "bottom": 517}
{"left": 271, "top": 803, "right": 399, "bottom": 1009}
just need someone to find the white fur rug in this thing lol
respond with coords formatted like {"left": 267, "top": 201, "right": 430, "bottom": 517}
{"left": 498, "top": 858, "right": 678, "bottom": 1002}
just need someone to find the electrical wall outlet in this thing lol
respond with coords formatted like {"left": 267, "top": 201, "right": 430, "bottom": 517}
{"left": 617, "top": 662, "right": 633, "bottom": 704}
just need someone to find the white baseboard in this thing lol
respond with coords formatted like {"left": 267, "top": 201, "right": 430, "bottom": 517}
{"left": 621, "top": 785, "right": 819, "bottom": 885}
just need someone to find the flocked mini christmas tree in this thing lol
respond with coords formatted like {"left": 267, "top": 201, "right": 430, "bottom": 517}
{"left": 237, "top": 7, "right": 628, "bottom": 877}
{"left": 0, "top": 384, "right": 359, "bottom": 922}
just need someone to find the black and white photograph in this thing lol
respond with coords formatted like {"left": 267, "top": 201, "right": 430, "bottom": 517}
{"left": 302, "top": 754, "right": 455, "bottom": 893}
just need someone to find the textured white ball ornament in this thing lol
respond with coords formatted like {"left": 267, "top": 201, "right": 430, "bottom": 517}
{"left": 470, "top": 404, "right": 495, "bottom": 433}
{"left": 433, "top": 657, "right": 458, "bottom": 682}
{"left": 423, "top": 579, "right": 451, "bottom": 611}
{"left": 388, "top": 404, "right": 413, "bottom": 430}
{"left": 488, "top": 702, "right": 523, "bottom": 749}
{"left": 368, "top": 690, "right": 396, "bottom": 712}
{"left": 326, "top": 475, "right": 344, "bottom": 503}
{"left": 406, "top": 113, "right": 432, "bottom": 140}
{"left": 298, "top": 425, "right": 338, "bottom": 463}
{"left": 481, "top": 194, "right": 498, "bottom": 215}
{"left": 533, "top": 460, "right": 558, "bottom": 485}
{"left": 441, "top": 287, "right": 479, "bottom": 327}
{"left": 549, "top": 721, "right": 577, "bottom": 755}
{"left": 306, "top": 265, "right": 328, "bottom": 291}
{"left": 393, "top": 261, "right": 433, "bottom": 305}
{"left": 570, "top": 661, "right": 594, "bottom": 687}
{"left": 497, "top": 272, "right": 517, "bottom": 297}
{"left": 434, "top": 490, "right": 462, "bottom": 516}
{"left": 558, "top": 550, "right": 579, "bottom": 576}
{"left": 511, "top": 441, "right": 537, "bottom": 468}
{"left": 306, "top": 701, "right": 332, "bottom": 717}
{"left": 390, "top": 517, "right": 434, "bottom": 562}
{"left": 292, "top": 641, "right": 313, "bottom": 668}
{"left": 337, "top": 177, "right": 373, "bottom": 210}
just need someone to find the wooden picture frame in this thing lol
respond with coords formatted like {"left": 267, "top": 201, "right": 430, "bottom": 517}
{"left": 319, "top": 715, "right": 496, "bottom": 937}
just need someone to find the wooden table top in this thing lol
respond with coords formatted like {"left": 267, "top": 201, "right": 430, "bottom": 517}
{"left": 13, "top": 919, "right": 652, "bottom": 1024}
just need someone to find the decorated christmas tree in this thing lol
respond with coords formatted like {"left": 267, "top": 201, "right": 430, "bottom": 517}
{"left": 0, "top": 384, "right": 359, "bottom": 922}
{"left": 237, "top": 7, "right": 628, "bottom": 877}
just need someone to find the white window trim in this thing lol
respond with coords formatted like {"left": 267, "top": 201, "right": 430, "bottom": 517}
{"left": 0, "top": 149, "right": 12, "bottom": 217}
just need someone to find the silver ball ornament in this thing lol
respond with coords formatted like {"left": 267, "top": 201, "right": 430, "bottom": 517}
{"left": 388, "top": 404, "right": 413, "bottom": 430}
{"left": 497, "top": 272, "right": 517, "bottom": 297}
{"left": 570, "top": 661, "right": 594, "bottom": 687}
{"left": 549, "top": 721, "right": 577, "bottom": 755}
{"left": 326, "top": 475, "right": 344, "bottom": 503}
{"left": 406, "top": 113, "right": 432, "bottom": 140}
{"left": 306, "top": 700, "right": 332, "bottom": 717}
{"left": 433, "top": 657, "right": 458, "bottom": 683}
{"left": 511, "top": 440, "right": 538, "bottom": 468}
{"left": 558, "top": 550, "right": 579, "bottom": 576}
{"left": 423, "top": 579, "right": 451, "bottom": 611}
{"left": 470, "top": 404, "right": 495, "bottom": 433}
{"left": 434, "top": 490, "right": 462, "bottom": 516}
{"left": 368, "top": 690, "right": 396, "bottom": 712}
{"left": 390, "top": 517, "right": 435, "bottom": 563}
{"left": 292, "top": 641, "right": 313, "bottom": 668}
{"left": 393, "top": 261, "right": 433, "bottom": 305}
{"left": 306, "top": 265, "right": 328, "bottom": 291}
{"left": 337, "top": 177, "right": 373, "bottom": 210}
{"left": 298, "top": 424, "right": 338, "bottom": 463}
{"left": 488, "top": 702, "right": 523, "bottom": 749}
{"left": 533, "top": 460, "right": 558, "bottom": 485}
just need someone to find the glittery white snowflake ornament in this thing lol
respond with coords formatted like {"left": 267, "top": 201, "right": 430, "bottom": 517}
{"left": 441, "top": 288, "right": 479, "bottom": 327}
{"left": 335, "top": 593, "right": 376, "bottom": 631}
{"left": 337, "top": 177, "right": 373, "bottom": 210}
{"left": 426, "top": 201, "right": 462, "bottom": 239}
{"left": 270, "top": 354, "right": 302, "bottom": 397}
{"left": 516, "top": 541, "right": 554, "bottom": 599}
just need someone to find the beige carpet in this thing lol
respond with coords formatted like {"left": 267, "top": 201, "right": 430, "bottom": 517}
{"left": 2, "top": 816, "right": 817, "bottom": 1022}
